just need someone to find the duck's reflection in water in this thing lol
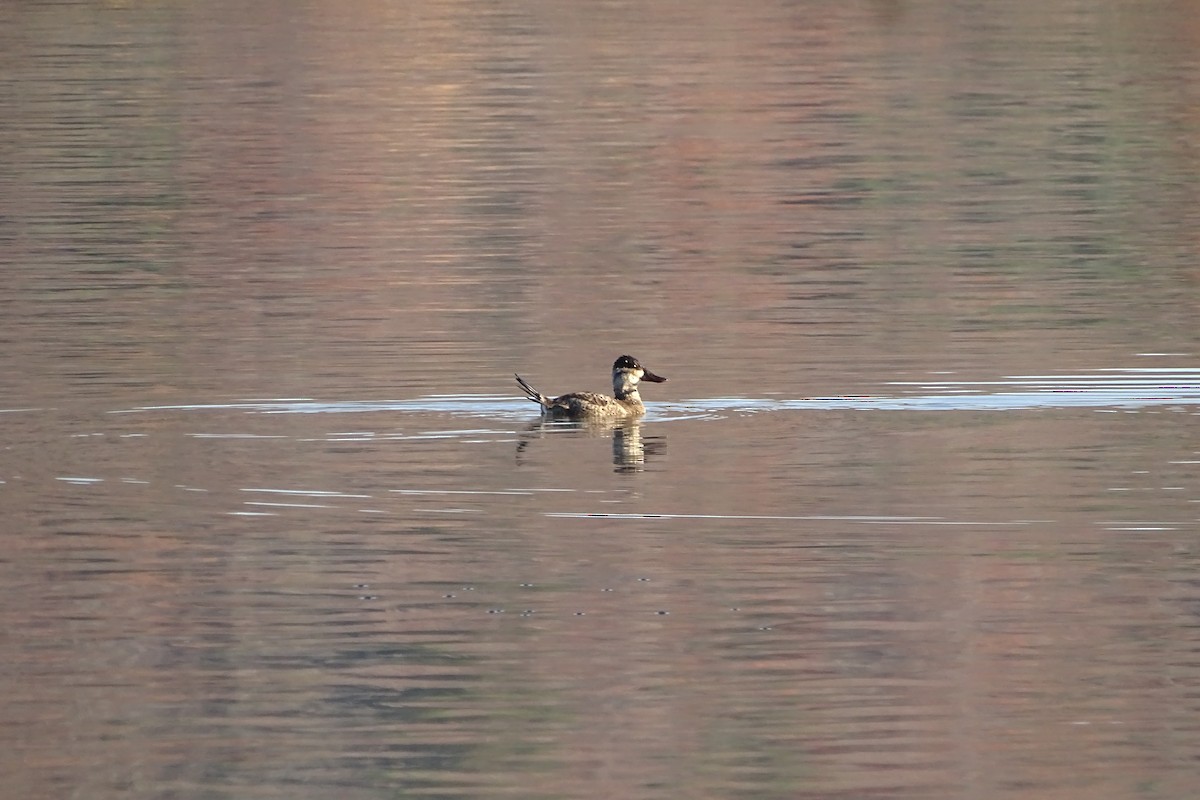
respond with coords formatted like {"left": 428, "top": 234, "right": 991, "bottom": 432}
{"left": 516, "top": 417, "right": 666, "bottom": 472}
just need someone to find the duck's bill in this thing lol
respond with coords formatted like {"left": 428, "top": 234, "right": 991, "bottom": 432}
{"left": 642, "top": 369, "right": 667, "bottom": 383}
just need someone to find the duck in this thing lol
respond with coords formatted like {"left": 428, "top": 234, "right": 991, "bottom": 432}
{"left": 515, "top": 355, "right": 667, "bottom": 419}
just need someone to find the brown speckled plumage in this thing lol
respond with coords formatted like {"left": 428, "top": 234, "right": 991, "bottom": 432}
{"left": 515, "top": 355, "right": 667, "bottom": 419}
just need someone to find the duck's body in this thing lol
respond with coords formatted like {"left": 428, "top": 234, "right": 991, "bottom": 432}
{"left": 516, "top": 355, "right": 667, "bottom": 419}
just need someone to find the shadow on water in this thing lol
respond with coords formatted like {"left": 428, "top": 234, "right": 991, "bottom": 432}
{"left": 515, "top": 418, "right": 667, "bottom": 473}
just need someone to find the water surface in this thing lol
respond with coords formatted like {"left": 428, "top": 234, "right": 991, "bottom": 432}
{"left": 4, "top": 2, "right": 1200, "bottom": 799}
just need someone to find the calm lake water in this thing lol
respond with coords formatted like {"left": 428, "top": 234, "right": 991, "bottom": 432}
{"left": 4, "top": 2, "right": 1200, "bottom": 798}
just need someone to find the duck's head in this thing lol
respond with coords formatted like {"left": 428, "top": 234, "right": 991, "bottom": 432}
{"left": 612, "top": 354, "right": 666, "bottom": 398}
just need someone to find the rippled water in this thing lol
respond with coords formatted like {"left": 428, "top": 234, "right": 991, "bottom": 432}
{"left": 4, "top": 2, "right": 1200, "bottom": 799}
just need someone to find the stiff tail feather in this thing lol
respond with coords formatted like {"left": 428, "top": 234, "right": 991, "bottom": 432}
{"left": 514, "top": 374, "right": 547, "bottom": 407}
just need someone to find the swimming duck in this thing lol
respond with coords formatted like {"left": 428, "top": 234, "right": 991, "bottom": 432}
{"left": 515, "top": 355, "right": 667, "bottom": 418}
